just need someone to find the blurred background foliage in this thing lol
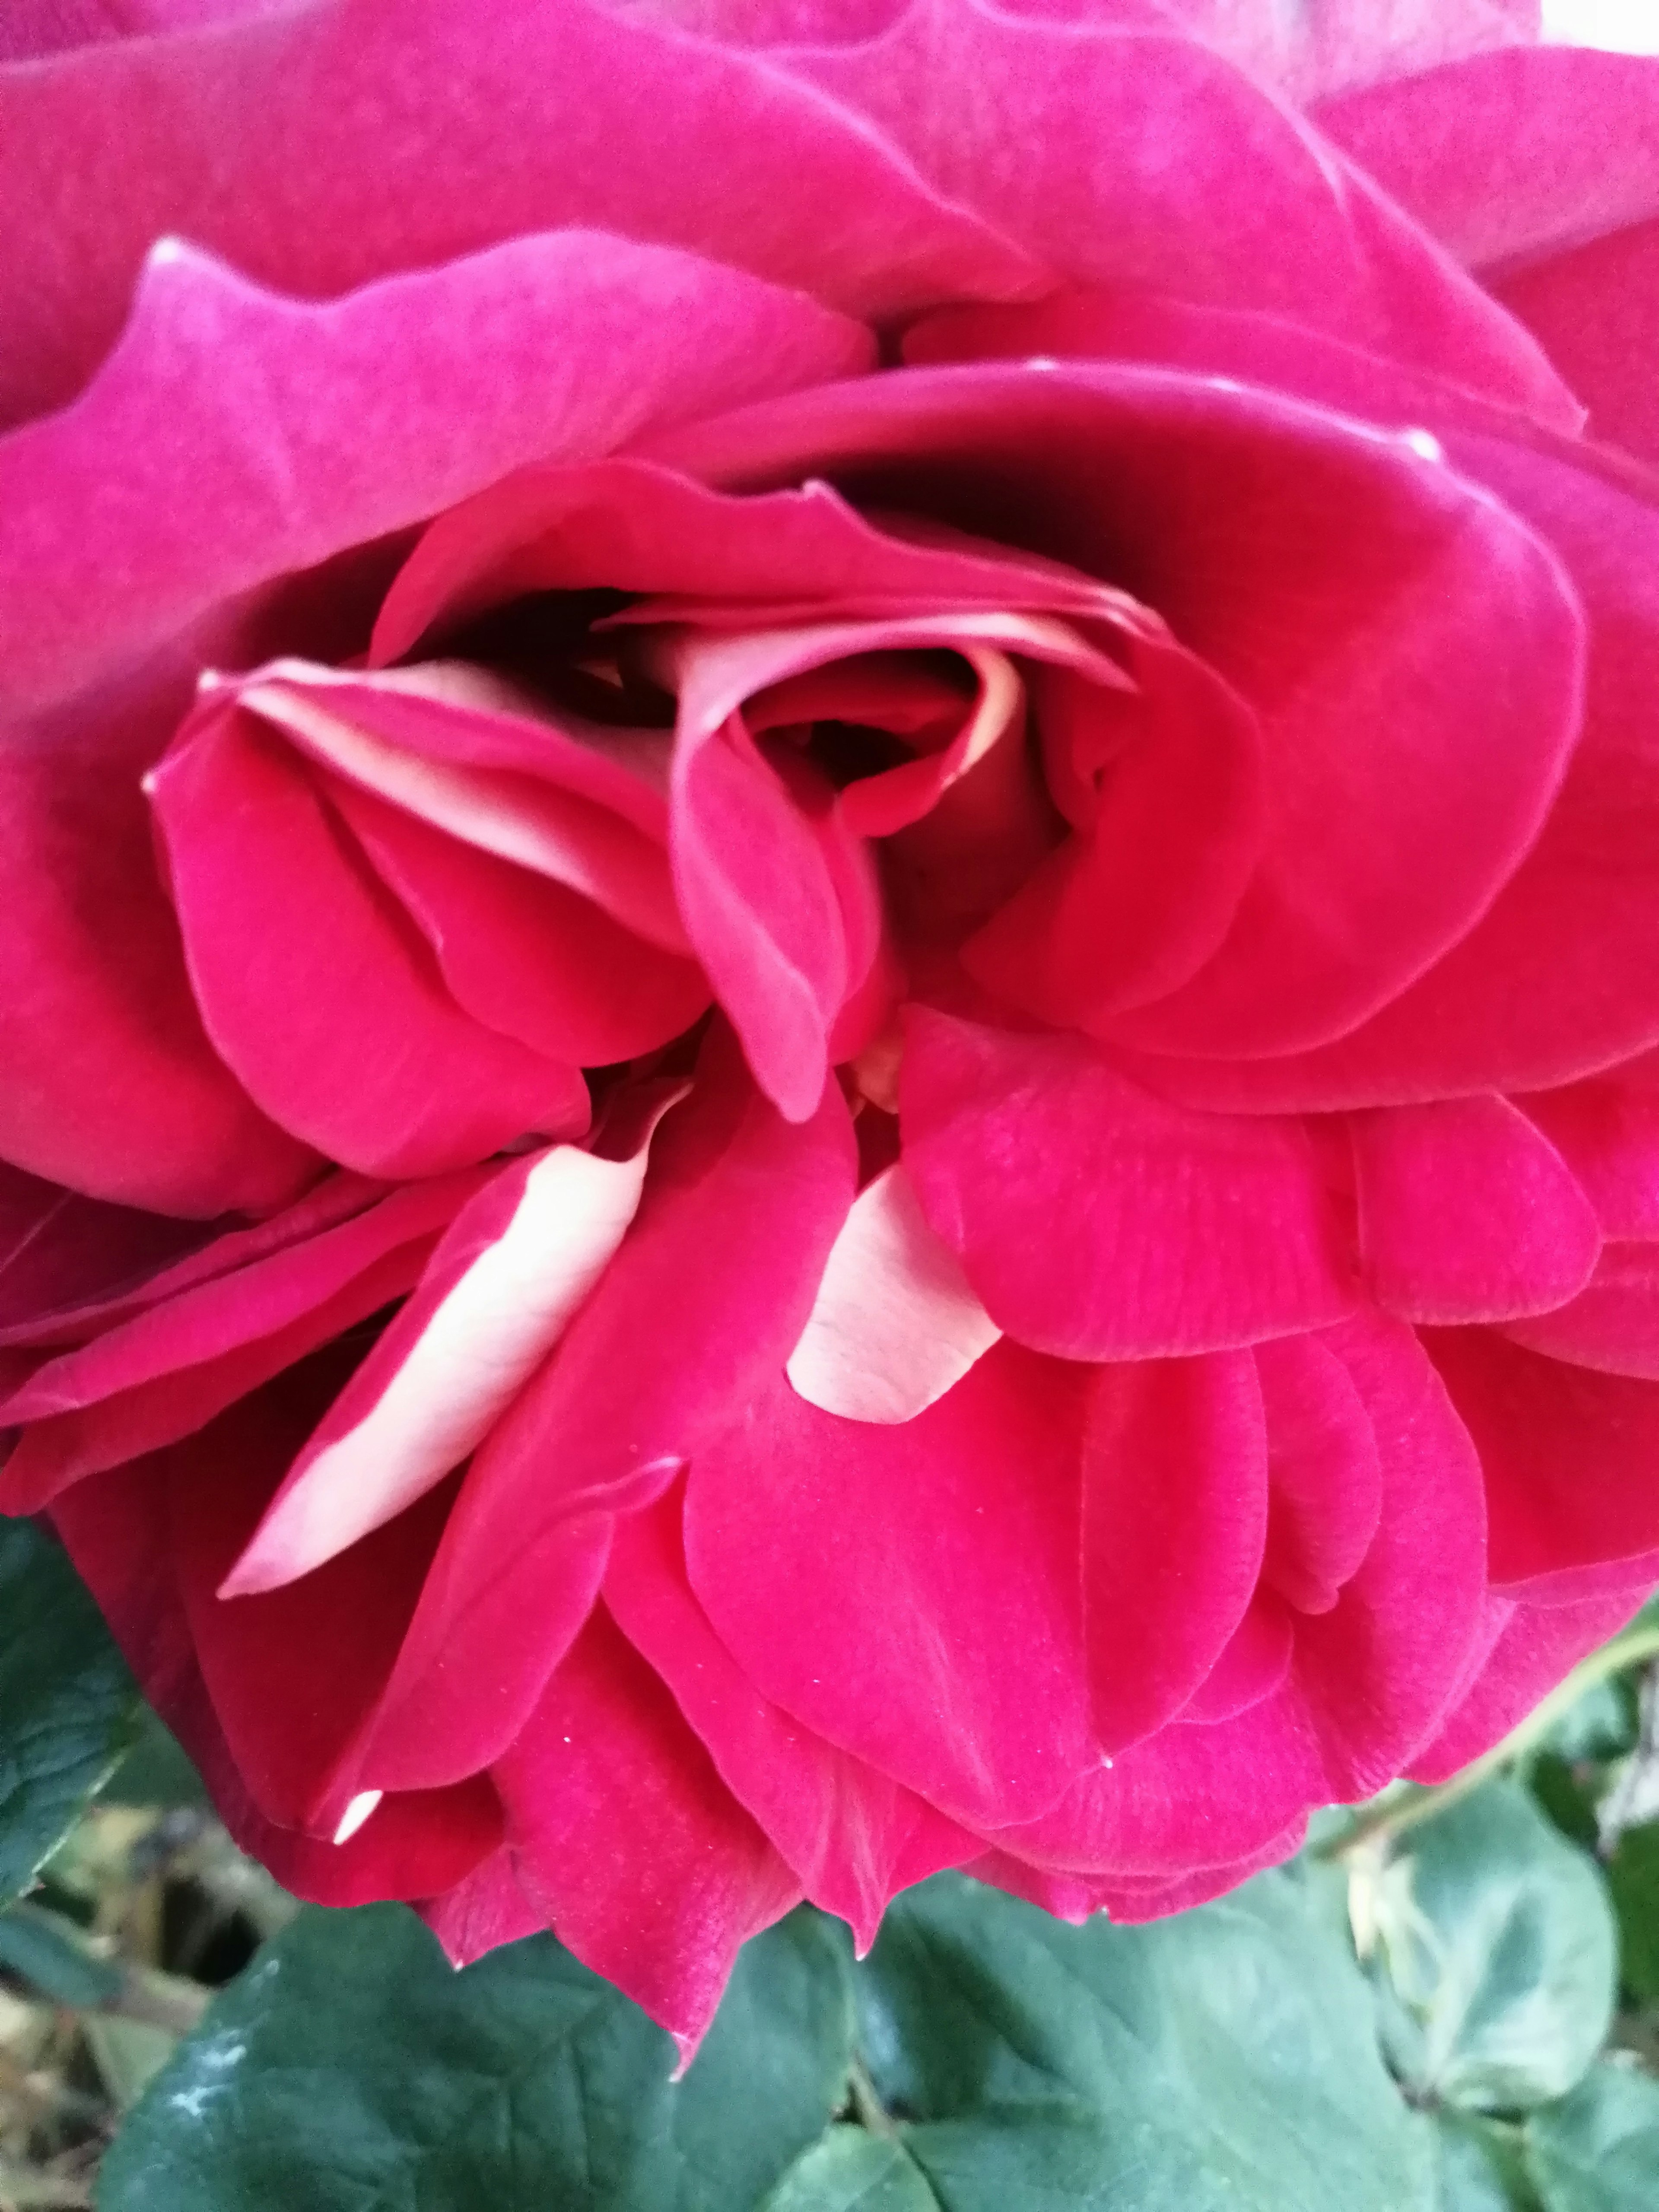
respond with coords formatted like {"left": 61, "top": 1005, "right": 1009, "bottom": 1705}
{"left": 3, "top": 1511, "right": 1659, "bottom": 2209}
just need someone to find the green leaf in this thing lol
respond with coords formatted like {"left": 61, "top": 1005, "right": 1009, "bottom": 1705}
{"left": 100, "top": 1901, "right": 854, "bottom": 2212}
{"left": 0, "top": 1516, "right": 138, "bottom": 1902}
{"left": 857, "top": 1868, "right": 1428, "bottom": 2212}
{"left": 1604, "top": 1823, "right": 1659, "bottom": 2003}
{"left": 0, "top": 1897, "right": 121, "bottom": 2007}
{"left": 1534, "top": 1680, "right": 1637, "bottom": 1768}
{"left": 1525, "top": 2066, "right": 1659, "bottom": 2212}
{"left": 1366, "top": 1782, "right": 1615, "bottom": 2113}
{"left": 102, "top": 1704, "right": 210, "bottom": 1810}
{"left": 762, "top": 2129, "right": 938, "bottom": 2211}
{"left": 1424, "top": 2112, "right": 1542, "bottom": 2212}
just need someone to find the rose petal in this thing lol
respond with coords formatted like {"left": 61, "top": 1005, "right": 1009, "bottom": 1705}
{"left": 685, "top": 1341, "right": 1098, "bottom": 1831}
{"left": 149, "top": 699, "right": 590, "bottom": 1176}
{"left": 0, "top": 1172, "right": 483, "bottom": 1510}
{"left": 901, "top": 1011, "right": 1356, "bottom": 1360}
{"left": 1501, "top": 1243, "right": 1659, "bottom": 1379}
{"left": 606, "top": 1487, "right": 973, "bottom": 1948}
{"left": 1427, "top": 1326, "right": 1659, "bottom": 1587}
{"left": 1256, "top": 1332, "right": 1383, "bottom": 1616}
{"left": 1081, "top": 1351, "right": 1269, "bottom": 1751}
{"left": 226, "top": 1126, "right": 667, "bottom": 1597}
{"left": 495, "top": 1608, "right": 802, "bottom": 2060}
{"left": 1351, "top": 1095, "right": 1601, "bottom": 1324}
{"left": 0, "top": 0, "right": 1019, "bottom": 433}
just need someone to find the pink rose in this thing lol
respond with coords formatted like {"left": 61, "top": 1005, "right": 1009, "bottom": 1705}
{"left": 5, "top": 0, "right": 1659, "bottom": 2056}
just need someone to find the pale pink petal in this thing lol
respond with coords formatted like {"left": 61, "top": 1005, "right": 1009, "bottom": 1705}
{"left": 1316, "top": 44, "right": 1659, "bottom": 279}
{"left": 786, "top": 1161, "right": 1000, "bottom": 1422}
{"left": 226, "top": 1126, "right": 667, "bottom": 1596}
{"left": 901, "top": 1011, "right": 1356, "bottom": 1360}
{"left": 1351, "top": 1096, "right": 1601, "bottom": 1324}
{"left": 1080, "top": 1351, "right": 1269, "bottom": 1750}
{"left": 496, "top": 1609, "right": 803, "bottom": 2060}
{"left": 1164, "top": 0, "right": 1538, "bottom": 103}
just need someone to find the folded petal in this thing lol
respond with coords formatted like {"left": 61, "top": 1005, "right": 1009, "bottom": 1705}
{"left": 494, "top": 1608, "right": 802, "bottom": 2059}
{"left": 901, "top": 1011, "right": 1356, "bottom": 1359}
{"left": 785, "top": 7, "right": 1570, "bottom": 413}
{"left": 1500, "top": 1243, "right": 1659, "bottom": 1379}
{"left": 149, "top": 699, "right": 589, "bottom": 1176}
{"left": 0, "top": 1161, "right": 210, "bottom": 1335}
{"left": 1256, "top": 1332, "right": 1382, "bottom": 1616}
{"left": 0, "top": 663, "right": 321, "bottom": 1215}
{"left": 658, "top": 361, "right": 1586, "bottom": 1060}
{"left": 684, "top": 1341, "right": 1098, "bottom": 1831}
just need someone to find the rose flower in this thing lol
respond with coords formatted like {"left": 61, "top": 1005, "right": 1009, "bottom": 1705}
{"left": 4, "top": 0, "right": 1659, "bottom": 2056}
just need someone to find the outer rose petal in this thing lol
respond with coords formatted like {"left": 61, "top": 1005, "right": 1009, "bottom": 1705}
{"left": 0, "top": 658, "right": 321, "bottom": 1217}
{"left": 780, "top": 5, "right": 1572, "bottom": 415}
{"left": 1501, "top": 1243, "right": 1659, "bottom": 1380}
{"left": 0, "top": 1161, "right": 208, "bottom": 1333}
{"left": 1409, "top": 1588, "right": 1652, "bottom": 1783}
{"left": 494, "top": 1609, "right": 802, "bottom": 2060}
{"left": 1080, "top": 1352, "right": 1269, "bottom": 1751}
{"left": 1316, "top": 44, "right": 1659, "bottom": 279}
{"left": 901, "top": 1011, "right": 1356, "bottom": 1359}
{"left": 0, "top": 232, "right": 873, "bottom": 716}
{"left": 1427, "top": 1328, "right": 1659, "bottom": 1589}
{"left": 49, "top": 1456, "right": 502, "bottom": 1904}
{"left": 606, "top": 1487, "right": 973, "bottom": 1948}
{"left": 0, "top": 0, "right": 1029, "bottom": 431}
{"left": 0, "top": 1172, "right": 485, "bottom": 1510}
{"left": 684, "top": 1342, "right": 1099, "bottom": 1831}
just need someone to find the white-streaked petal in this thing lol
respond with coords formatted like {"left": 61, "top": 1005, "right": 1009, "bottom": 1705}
{"left": 787, "top": 1162, "right": 1001, "bottom": 1422}
{"left": 332, "top": 1790, "right": 383, "bottom": 1845}
{"left": 224, "top": 1140, "right": 655, "bottom": 1593}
